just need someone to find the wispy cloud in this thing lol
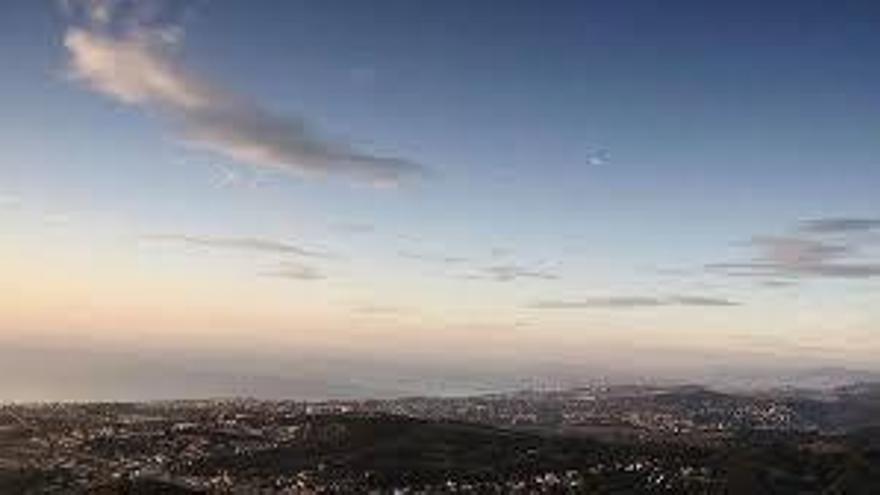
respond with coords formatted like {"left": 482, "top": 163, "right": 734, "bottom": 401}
{"left": 799, "top": 218, "right": 880, "bottom": 234}
{"left": 261, "top": 262, "right": 325, "bottom": 281}
{"left": 667, "top": 296, "right": 741, "bottom": 307}
{"left": 708, "top": 229, "right": 880, "bottom": 280}
{"left": 399, "top": 252, "right": 559, "bottom": 283}
{"left": 790, "top": 263, "right": 880, "bottom": 278}
{"left": 208, "top": 162, "right": 242, "bottom": 189}
{"left": 477, "top": 264, "right": 559, "bottom": 282}
{"left": 399, "top": 250, "right": 469, "bottom": 265}
{"left": 760, "top": 279, "right": 798, "bottom": 288}
{"left": 751, "top": 235, "right": 850, "bottom": 267}
{"left": 530, "top": 296, "right": 663, "bottom": 309}
{"left": 529, "top": 295, "right": 739, "bottom": 309}
{"left": 584, "top": 148, "right": 610, "bottom": 167}
{"left": 61, "top": 0, "right": 426, "bottom": 186}
{"left": 144, "top": 234, "right": 328, "bottom": 258}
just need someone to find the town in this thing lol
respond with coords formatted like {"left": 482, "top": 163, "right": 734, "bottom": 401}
{"left": 2, "top": 383, "right": 878, "bottom": 492}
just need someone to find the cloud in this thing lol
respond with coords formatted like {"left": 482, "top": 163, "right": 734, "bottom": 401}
{"left": 62, "top": 0, "right": 426, "bottom": 186}
{"left": 799, "top": 218, "right": 880, "bottom": 234}
{"left": 760, "top": 279, "right": 798, "bottom": 288}
{"left": 704, "top": 263, "right": 781, "bottom": 278}
{"left": 708, "top": 232, "right": 880, "bottom": 280}
{"left": 399, "top": 250, "right": 469, "bottom": 265}
{"left": 795, "top": 263, "right": 880, "bottom": 279}
{"left": 529, "top": 295, "right": 740, "bottom": 309}
{"left": 479, "top": 264, "right": 558, "bottom": 282}
{"left": 751, "top": 236, "right": 849, "bottom": 267}
{"left": 530, "top": 297, "right": 663, "bottom": 309}
{"left": 64, "top": 28, "right": 207, "bottom": 108}
{"left": 261, "top": 262, "right": 325, "bottom": 281}
{"left": 209, "top": 163, "right": 242, "bottom": 189}
{"left": 584, "top": 148, "right": 610, "bottom": 167}
{"left": 667, "top": 296, "right": 741, "bottom": 307}
{"left": 144, "top": 234, "right": 328, "bottom": 258}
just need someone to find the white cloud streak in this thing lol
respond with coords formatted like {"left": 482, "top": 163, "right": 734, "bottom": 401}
{"left": 482, "top": 265, "right": 558, "bottom": 282}
{"left": 62, "top": 0, "right": 426, "bottom": 186}
{"left": 261, "top": 262, "right": 326, "bottom": 281}
{"left": 144, "top": 234, "right": 328, "bottom": 258}
{"left": 529, "top": 295, "right": 740, "bottom": 309}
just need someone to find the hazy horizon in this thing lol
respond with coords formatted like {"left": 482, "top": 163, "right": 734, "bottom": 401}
{"left": 2, "top": 0, "right": 879, "bottom": 402}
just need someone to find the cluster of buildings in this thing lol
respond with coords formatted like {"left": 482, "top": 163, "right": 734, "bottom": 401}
{"left": 0, "top": 385, "right": 824, "bottom": 492}
{"left": 341, "top": 385, "right": 820, "bottom": 437}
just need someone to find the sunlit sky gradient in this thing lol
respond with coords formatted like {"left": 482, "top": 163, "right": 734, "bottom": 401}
{"left": 2, "top": 0, "right": 879, "bottom": 400}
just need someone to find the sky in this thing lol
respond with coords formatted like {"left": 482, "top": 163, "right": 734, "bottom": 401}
{"left": 1, "top": 0, "right": 879, "bottom": 400}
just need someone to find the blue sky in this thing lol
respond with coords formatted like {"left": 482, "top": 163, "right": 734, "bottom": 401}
{"left": 1, "top": 0, "right": 879, "bottom": 399}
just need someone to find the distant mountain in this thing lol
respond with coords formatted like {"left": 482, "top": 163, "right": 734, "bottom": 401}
{"left": 703, "top": 366, "right": 880, "bottom": 392}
